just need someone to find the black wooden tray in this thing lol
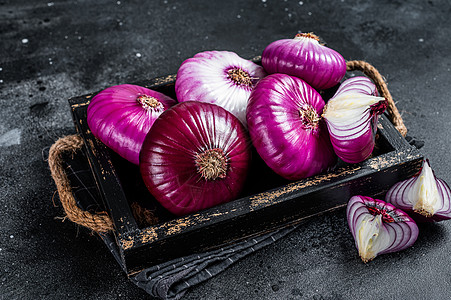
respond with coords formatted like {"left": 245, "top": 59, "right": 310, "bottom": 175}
{"left": 69, "top": 72, "right": 424, "bottom": 276}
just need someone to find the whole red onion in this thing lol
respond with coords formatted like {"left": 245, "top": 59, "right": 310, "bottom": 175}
{"left": 246, "top": 73, "right": 336, "bottom": 180}
{"left": 87, "top": 84, "right": 177, "bottom": 165}
{"left": 175, "top": 50, "right": 266, "bottom": 127}
{"left": 262, "top": 32, "right": 346, "bottom": 90}
{"left": 322, "top": 76, "right": 387, "bottom": 164}
{"left": 140, "top": 101, "right": 251, "bottom": 216}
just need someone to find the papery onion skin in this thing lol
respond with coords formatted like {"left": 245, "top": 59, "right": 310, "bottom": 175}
{"left": 140, "top": 101, "right": 251, "bottom": 216}
{"left": 323, "top": 76, "right": 387, "bottom": 164}
{"left": 347, "top": 195, "right": 419, "bottom": 263}
{"left": 246, "top": 73, "right": 336, "bottom": 180}
{"left": 262, "top": 32, "right": 346, "bottom": 90}
{"left": 87, "top": 84, "right": 177, "bottom": 165}
{"left": 175, "top": 50, "right": 266, "bottom": 127}
{"left": 386, "top": 160, "right": 451, "bottom": 222}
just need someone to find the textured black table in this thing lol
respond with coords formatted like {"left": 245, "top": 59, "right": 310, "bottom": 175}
{"left": 1, "top": 1, "right": 450, "bottom": 299}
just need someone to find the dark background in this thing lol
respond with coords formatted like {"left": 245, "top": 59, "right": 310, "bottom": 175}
{"left": 1, "top": 0, "right": 451, "bottom": 299}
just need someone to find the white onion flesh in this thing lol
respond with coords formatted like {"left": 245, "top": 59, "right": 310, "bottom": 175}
{"left": 386, "top": 160, "right": 451, "bottom": 221}
{"left": 347, "top": 195, "right": 419, "bottom": 263}
{"left": 323, "top": 76, "right": 386, "bottom": 163}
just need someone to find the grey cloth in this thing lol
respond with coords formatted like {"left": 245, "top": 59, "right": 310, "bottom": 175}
{"left": 65, "top": 148, "right": 298, "bottom": 300}
{"left": 96, "top": 215, "right": 297, "bottom": 300}
{"left": 131, "top": 225, "right": 297, "bottom": 299}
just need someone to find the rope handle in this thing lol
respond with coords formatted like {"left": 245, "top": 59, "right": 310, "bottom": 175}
{"left": 346, "top": 60, "right": 407, "bottom": 137}
{"left": 49, "top": 134, "right": 158, "bottom": 233}
{"left": 49, "top": 61, "right": 406, "bottom": 233}
{"left": 49, "top": 134, "right": 114, "bottom": 232}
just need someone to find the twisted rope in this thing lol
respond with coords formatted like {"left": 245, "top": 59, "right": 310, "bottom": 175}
{"left": 48, "top": 134, "right": 114, "bottom": 232}
{"left": 346, "top": 60, "right": 407, "bottom": 136}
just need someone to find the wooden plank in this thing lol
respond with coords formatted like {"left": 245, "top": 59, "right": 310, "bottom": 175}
{"left": 70, "top": 96, "right": 139, "bottom": 235}
{"left": 118, "top": 147, "right": 422, "bottom": 274}
{"left": 377, "top": 113, "right": 412, "bottom": 150}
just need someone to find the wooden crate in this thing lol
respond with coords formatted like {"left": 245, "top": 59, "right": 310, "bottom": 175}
{"left": 69, "top": 72, "right": 423, "bottom": 276}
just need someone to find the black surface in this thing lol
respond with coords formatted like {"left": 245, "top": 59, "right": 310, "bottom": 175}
{"left": 1, "top": 0, "right": 451, "bottom": 299}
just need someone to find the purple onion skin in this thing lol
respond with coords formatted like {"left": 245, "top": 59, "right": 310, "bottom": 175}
{"left": 262, "top": 33, "right": 346, "bottom": 90}
{"left": 347, "top": 195, "right": 419, "bottom": 262}
{"left": 329, "top": 128, "right": 374, "bottom": 163}
{"left": 140, "top": 101, "right": 251, "bottom": 216}
{"left": 175, "top": 50, "right": 266, "bottom": 126}
{"left": 385, "top": 160, "right": 451, "bottom": 222}
{"left": 246, "top": 73, "right": 337, "bottom": 180}
{"left": 87, "top": 84, "right": 177, "bottom": 165}
{"left": 333, "top": 76, "right": 379, "bottom": 98}
{"left": 323, "top": 76, "right": 386, "bottom": 164}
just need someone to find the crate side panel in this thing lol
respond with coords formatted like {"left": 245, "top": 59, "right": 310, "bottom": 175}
{"left": 70, "top": 97, "right": 139, "bottom": 234}
{"left": 121, "top": 149, "right": 423, "bottom": 274}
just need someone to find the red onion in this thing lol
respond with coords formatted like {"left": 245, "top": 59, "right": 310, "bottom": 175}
{"left": 87, "top": 84, "right": 177, "bottom": 165}
{"left": 261, "top": 32, "right": 346, "bottom": 90}
{"left": 347, "top": 195, "right": 419, "bottom": 263}
{"left": 175, "top": 50, "right": 266, "bottom": 127}
{"left": 246, "top": 73, "right": 336, "bottom": 180}
{"left": 386, "top": 160, "right": 451, "bottom": 222}
{"left": 140, "top": 101, "right": 251, "bottom": 216}
{"left": 322, "top": 76, "right": 387, "bottom": 163}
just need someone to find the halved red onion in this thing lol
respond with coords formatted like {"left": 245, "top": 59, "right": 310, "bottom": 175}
{"left": 261, "top": 32, "right": 346, "bottom": 90}
{"left": 386, "top": 160, "right": 451, "bottom": 222}
{"left": 87, "top": 84, "right": 177, "bottom": 165}
{"left": 246, "top": 73, "right": 336, "bottom": 180}
{"left": 140, "top": 101, "right": 251, "bottom": 216}
{"left": 347, "top": 195, "right": 419, "bottom": 263}
{"left": 175, "top": 50, "right": 266, "bottom": 127}
{"left": 322, "top": 76, "right": 387, "bottom": 164}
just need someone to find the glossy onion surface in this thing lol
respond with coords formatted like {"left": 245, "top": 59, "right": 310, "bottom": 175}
{"left": 323, "top": 76, "right": 386, "bottom": 164}
{"left": 262, "top": 32, "right": 346, "bottom": 90}
{"left": 87, "top": 84, "right": 177, "bottom": 165}
{"left": 175, "top": 50, "right": 266, "bottom": 127}
{"left": 140, "top": 101, "right": 251, "bottom": 216}
{"left": 386, "top": 160, "right": 451, "bottom": 222}
{"left": 246, "top": 73, "right": 336, "bottom": 180}
{"left": 347, "top": 195, "right": 419, "bottom": 263}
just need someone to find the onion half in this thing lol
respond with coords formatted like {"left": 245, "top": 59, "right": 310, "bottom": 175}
{"left": 322, "top": 76, "right": 387, "bottom": 163}
{"left": 140, "top": 101, "right": 251, "bottom": 216}
{"left": 246, "top": 73, "right": 336, "bottom": 180}
{"left": 347, "top": 195, "right": 419, "bottom": 263}
{"left": 175, "top": 50, "right": 266, "bottom": 127}
{"left": 262, "top": 32, "right": 346, "bottom": 90}
{"left": 87, "top": 84, "right": 177, "bottom": 165}
{"left": 386, "top": 160, "right": 451, "bottom": 222}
